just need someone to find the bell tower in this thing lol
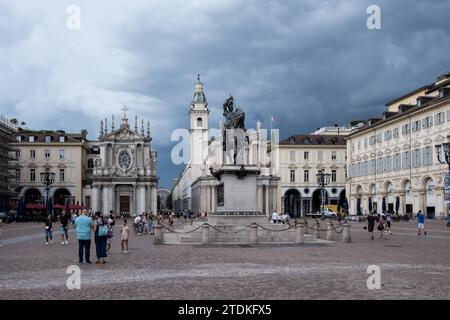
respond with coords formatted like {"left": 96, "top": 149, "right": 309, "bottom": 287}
{"left": 189, "top": 74, "right": 209, "bottom": 169}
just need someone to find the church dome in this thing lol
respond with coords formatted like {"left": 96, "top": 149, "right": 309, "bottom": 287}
{"left": 192, "top": 74, "right": 207, "bottom": 104}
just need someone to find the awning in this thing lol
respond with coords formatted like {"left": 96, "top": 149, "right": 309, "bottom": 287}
{"left": 68, "top": 204, "right": 85, "bottom": 210}
{"left": 53, "top": 204, "right": 65, "bottom": 209}
{"left": 26, "top": 203, "right": 46, "bottom": 210}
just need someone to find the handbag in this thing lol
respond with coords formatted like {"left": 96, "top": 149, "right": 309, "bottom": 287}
{"left": 98, "top": 222, "right": 109, "bottom": 237}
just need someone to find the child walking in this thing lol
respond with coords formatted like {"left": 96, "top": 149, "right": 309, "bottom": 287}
{"left": 121, "top": 219, "right": 129, "bottom": 253}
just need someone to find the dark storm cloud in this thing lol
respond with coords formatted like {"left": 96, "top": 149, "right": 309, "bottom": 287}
{"left": 1, "top": 0, "right": 449, "bottom": 187}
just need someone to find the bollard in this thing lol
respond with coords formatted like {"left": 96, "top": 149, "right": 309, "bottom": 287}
{"left": 189, "top": 219, "right": 193, "bottom": 226}
{"left": 296, "top": 223, "right": 305, "bottom": 244}
{"left": 303, "top": 219, "right": 309, "bottom": 234}
{"left": 314, "top": 220, "right": 321, "bottom": 239}
{"left": 154, "top": 225, "right": 163, "bottom": 245}
{"left": 201, "top": 224, "right": 210, "bottom": 245}
{"left": 342, "top": 222, "right": 352, "bottom": 243}
{"left": 326, "top": 222, "right": 334, "bottom": 241}
{"left": 250, "top": 224, "right": 258, "bottom": 245}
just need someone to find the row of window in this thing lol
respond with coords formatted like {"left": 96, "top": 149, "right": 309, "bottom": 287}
{"left": 349, "top": 146, "right": 434, "bottom": 177}
{"left": 355, "top": 109, "right": 450, "bottom": 150}
{"left": 16, "top": 169, "right": 66, "bottom": 182}
{"left": 16, "top": 135, "right": 66, "bottom": 143}
{"left": 289, "top": 169, "right": 338, "bottom": 183}
{"left": 16, "top": 149, "right": 65, "bottom": 160}
{"left": 289, "top": 150, "right": 339, "bottom": 162}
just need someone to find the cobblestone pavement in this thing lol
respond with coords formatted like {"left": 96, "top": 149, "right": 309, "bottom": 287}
{"left": 1, "top": 219, "right": 449, "bottom": 299}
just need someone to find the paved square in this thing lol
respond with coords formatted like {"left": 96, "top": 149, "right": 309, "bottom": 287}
{"left": 1, "top": 219, "right": 449, "bottom": 299}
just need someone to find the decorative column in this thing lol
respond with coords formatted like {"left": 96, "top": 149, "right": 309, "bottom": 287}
{"left": 151, "top": 184, "right": 158, "bottom": 214}
{"left": 92, "top": 185, "right": 100, "bottom": 212}
{"left": 109, "top": 185, "right": 114, "bottom": 214}
{"left": 137, "top": 185, "right": 146, "bottom": 214}
{"left": 102, "top": 186, "right": 109, "bottom": 214}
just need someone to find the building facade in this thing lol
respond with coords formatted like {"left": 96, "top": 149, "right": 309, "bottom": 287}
{"left": 11, "top": 129, "right": 87, "bottom": 207}
{"left": 346, "top": 73, "right": 450, "bottom": 218}
{"left": 11, "top": 109, "right": 158, "bottom": 216}
{"left": 86, "top": 110, "right": 158, "bottom": 216}
{"left": 279, "top": 134, "right": 347, "bottom": 217}
{"left": 0, "top": 116, "right": 18, "bottom": 212}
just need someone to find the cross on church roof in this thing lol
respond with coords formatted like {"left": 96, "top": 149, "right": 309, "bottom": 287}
{"left": 121, "top": 105, "right": 129, "bottom": 119}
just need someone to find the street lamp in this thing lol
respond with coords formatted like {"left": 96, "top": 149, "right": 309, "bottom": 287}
{"left": 40, "top": 168, "right": 55, "bottom": 216}
{"left": 435, "top": 135, "right": 450, "bottom": 171}
{"left": 316, "top": 171, "right": 331, "bottom": 215}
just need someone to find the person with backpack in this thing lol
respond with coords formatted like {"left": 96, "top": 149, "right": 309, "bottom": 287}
{"left": 93, "top": 211, "right": 108, "bottom": 264}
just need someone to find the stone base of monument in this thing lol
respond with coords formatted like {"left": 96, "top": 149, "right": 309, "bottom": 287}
{"left": 162, "top": 221, "right": 333, "bottom": 245}
{"left": 207, "top": 211, "right": 268, "bottom": 226}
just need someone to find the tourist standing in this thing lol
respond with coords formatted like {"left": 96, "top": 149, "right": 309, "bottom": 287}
{"left": 93, "top": 212, "right": 108, "bottom": 264}
{"left": 121, "top": 219, "right": 130, "bottom": 253}
{"left": 107, "top": 214, "right": 115, "bottom": 252}
{"left": 417, "top": 210, "right": 426, "bottom": 236}
{"left": 60, "top": 210, "right": 70, "bottom": 245}
{"left": 75, "top": 209, "right": 93, "bottom": 264}
{"left": 44, "top": 214, "right": 53, "bottom": 245}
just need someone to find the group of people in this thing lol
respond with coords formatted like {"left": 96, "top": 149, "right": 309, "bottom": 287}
{"left": 74, "top": 209, "right": 134, "bottom": 263}
{"left": 365, "top": 209, "right": 427, "bottom": 240}
{"left": 41, "top": 209, "right": 133, "bottom": 264}
{"left": 365, "top": 211, "right": 393, "bottom": 240}
{"left": 271, "top": 211, "right": 291, "bottom": 224}
{"left": 133, "top": 213, "right": 155, "bottom": 235}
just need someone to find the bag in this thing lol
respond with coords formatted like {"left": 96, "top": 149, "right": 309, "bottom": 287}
{"left": 107, "top": 228, "right": 114, "bottom": 239}
{"left": 98, "top": 223, "right": 109, "bottom": 237}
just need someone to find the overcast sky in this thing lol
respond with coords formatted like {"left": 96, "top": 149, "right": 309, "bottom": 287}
{"left": 1, "top": 0, "right": 449, "bottom": 188}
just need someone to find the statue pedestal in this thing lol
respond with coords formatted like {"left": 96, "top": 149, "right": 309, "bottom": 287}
{"left": 209, "top": 165, "right": 267, "bottom": 226}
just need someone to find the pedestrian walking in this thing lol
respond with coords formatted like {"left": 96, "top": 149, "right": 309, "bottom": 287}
{"left": 121, "top": 219, "right": 130, "bottom": 253}
{"left": 377, "top": 213, "right": 387, "bottom": 240}
{"left": 417, "top": 210, "right": 426, "bottom": 236}
{"left": 59, "top": 210, "right": 70, "bottom": 245}
{"left": 366, "top": 212, "right": 376, "bottom": 240}
{"left": 44, "top": 214, "right": 53, "bottom": 245}
{"left": 75, "top": 209, "right": 93, "bottom": 264}
{"left": 385, "top": 212, "right": 392, "bottom": 235}
{"left": 93, "top": 212, "right": 108, "bottom": 264}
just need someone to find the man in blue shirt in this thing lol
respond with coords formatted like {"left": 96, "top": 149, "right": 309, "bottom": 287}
{"left": 417, "top": 210, "right": 426, "bottom": 236}
{"left": 75, "top": 209, "right": 93, "bottom": 263}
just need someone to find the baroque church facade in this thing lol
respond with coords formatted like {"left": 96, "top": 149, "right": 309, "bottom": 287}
{"left": 85, "top": 108, "right": 158, "bottom": 216}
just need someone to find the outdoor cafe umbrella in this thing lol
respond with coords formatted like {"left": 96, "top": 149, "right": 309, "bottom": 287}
{"left": 395, "top": 196, "right": 400, "bottom": 214}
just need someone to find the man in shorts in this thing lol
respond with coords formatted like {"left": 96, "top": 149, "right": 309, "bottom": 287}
{"left": 417, "top": 210, "right": 426, "bottom": 236}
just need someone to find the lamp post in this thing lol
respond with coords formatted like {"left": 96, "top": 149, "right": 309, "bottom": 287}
{"left": 40, "top": 168, "right": 55, "bottom": 217}
{"left": 316, "top": 171, "right": 331, "bottom": 215}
